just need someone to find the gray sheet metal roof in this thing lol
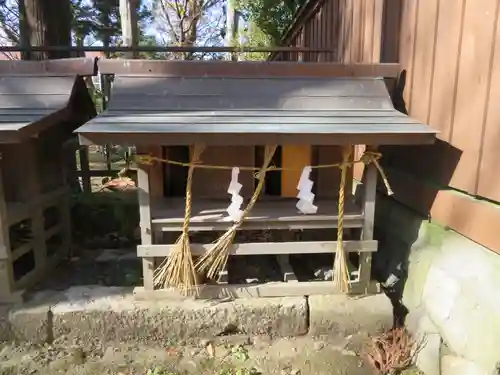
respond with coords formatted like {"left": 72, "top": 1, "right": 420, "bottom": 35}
{"left": 0, "top": 76, "right": 76, "bottom": 140}
{"left": 76, "top": 76, "right": 438, "bottom": 146}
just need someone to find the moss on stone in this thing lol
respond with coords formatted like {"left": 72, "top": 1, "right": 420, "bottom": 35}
{"left": 423, "top": 222, "right": 454, "bottom": 248}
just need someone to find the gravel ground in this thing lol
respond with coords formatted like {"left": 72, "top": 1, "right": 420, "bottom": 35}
{"left": 0, "top": 334, "right": 382, "bottom": 375}
{"left": 0, "top": 333, "right": 423, "bottom": 375}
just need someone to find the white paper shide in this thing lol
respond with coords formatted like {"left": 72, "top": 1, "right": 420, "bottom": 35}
{"left": 296, "top": 166, "right": 318, "bottom": 214}
{"left": 226, "top": 167, "right": 244, "bottom": 221}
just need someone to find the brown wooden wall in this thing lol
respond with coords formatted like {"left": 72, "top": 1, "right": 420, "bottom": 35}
{"left": 276, "top": 0, "right": 385, "bottom": 64}
{"left": 384, "top": 0, "right": 500, "bottom": 254}
{"left": 279, "top": 0, "right": 500, "bottom": 254}
{"left": 274, "top": 0, "right": 386, "bottom": 190}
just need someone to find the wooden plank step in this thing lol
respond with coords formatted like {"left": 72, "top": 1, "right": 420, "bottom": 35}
{"left": 137, "top": 240, "right": 377, "bottom": 257}
{"left": 151, "top": 198, "right": 364, "bottom": 231}
{"left": 133, "top": 280, "right": 381, "bottom": 299}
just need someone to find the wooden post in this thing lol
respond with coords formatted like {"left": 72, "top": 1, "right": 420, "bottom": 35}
{"left": 0, "top": 154, "right": 16, "bottom": 302}
{"left": 78, "top": 146, "right": 91, "bottom": 193}
{"left": 22, "top": 141, "right": 47, "bottom": 272}
{"left": 137, "top": 163, "right": 154, "bottom": 290}
{"left": 60, "top": 147, "right": 72, "bottom": 259}
{"left": 358, "top": 146, "right": 378, "bottom": 293}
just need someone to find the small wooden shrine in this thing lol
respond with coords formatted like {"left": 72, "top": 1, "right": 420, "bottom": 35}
{"left": 0, "top": 58, "right": 97, "bottom": 303}
{"left": 76, "top": 59, "right": 437, "bottom": 298}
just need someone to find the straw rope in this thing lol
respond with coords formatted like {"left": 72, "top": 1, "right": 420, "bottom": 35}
{"left": 333, "top": 145, "right": 352, "bottom": 293}
{"left": 135, "top": 147, "right": 393, "bottom": 294}
{"left": 194, "top": 145, "right": 278, "bottom": 280}
{"left": 135, "top": 151, "right": 392, "bottom": 194}
{"left": 153, "top": 144, "right": 205, "bottom": 295}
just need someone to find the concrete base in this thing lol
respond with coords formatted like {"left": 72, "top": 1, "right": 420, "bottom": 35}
{"left": 0, "top": 286, "right": 394, "bottom": 346}
{"left": 2, "top": 286, "right": 308, "bottom": 345}
{"left": 308, "top": 294, "right": 393, "bottom": 336}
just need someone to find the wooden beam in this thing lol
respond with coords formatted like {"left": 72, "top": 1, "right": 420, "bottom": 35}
{"left": 98, "top": 60, "right": 401, "bottom": 78}
{"left": 137, "top": 240, "right": 378, "bottom": 257}
{"left": 71, "top": 169, "right": 127, "bottom": 177}
{"left": 0, "top": 57, "right": 97, "bottom": 76}
{"left": 6, "top": 186, "right": 68, "bottom": 225}
{"left": 78, "top": 132, "right": 436, "bottom": 148}
{"left": 133, "top": 280, "right": 380, "bottom": 299}
{"left": 154, "top": 220, "right": 364, "bottom": 232}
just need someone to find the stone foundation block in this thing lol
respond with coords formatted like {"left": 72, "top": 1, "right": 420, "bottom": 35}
{"left": 308, "top": 294, "right": 392, "bottom": 337}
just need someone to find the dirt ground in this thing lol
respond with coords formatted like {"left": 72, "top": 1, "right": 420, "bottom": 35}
{"left": 0, "top": 334, "right": 381, "bottom": 375}
{"left": 0, "top": 333, "right": 423, "bottom": 375}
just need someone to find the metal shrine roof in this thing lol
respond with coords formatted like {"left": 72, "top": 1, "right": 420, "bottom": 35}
{"left": 76, "top": 70, "right": 438, "bottom": 146}
{"left": 0, "top": 75, "right": 86, "bottom": 143}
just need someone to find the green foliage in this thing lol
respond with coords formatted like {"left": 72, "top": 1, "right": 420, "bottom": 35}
{"left": 0, "top": 0, "right": 153, "bottom": 52}
{"left": 236, "top": 0, "right": 307, "bottom": 45}
{"left": 84, "top": 0, "right": 153, "bottom": 48}
{"left": 146, "top": 368, "right": 177, "bottom": 375}
{"left": 217, "top": 368, "right": 259, "bottom": 375}
{"left": 71, "top": 191, "right": 139, "bottom": 248}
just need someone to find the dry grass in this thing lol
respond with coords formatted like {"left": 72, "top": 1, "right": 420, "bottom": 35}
{"left": 364, "top": 327, "right": 419, "bottom": 375}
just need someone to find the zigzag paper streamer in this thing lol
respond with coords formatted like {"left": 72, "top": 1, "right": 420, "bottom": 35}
{"left": 226, "top": 167, "right": 244, "bottom": 221}
{"left": 296, "top": 166, "right": 318, "bottom": 214}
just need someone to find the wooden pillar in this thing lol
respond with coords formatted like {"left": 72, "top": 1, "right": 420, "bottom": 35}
{"left": 60, "top": 146, "right": 72, "bottom": 258}
{"left": 358, "top": 146, "right": 378, "bottom": 293}
{"left": 137, "top": 165, "right": 154, "bottom": 290}
{"left": 22, "top": 141, "right": 47, "bottom": 272}
{"left": 136, "top": 145, "right": 163, "bottom": 291}
{"left": 78, "top": 146, "right": 91, "bottom": 193}
{"left": 0, "top": 154, "right": 16, "bottom": 302}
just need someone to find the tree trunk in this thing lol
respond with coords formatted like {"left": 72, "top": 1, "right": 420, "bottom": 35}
{"left": 19, "top": 0, "right": 79, "bottom": 190}
{"left": 225, "top": 0, "right": 239, "bottom": 61}
{"left": 20, "top": 0, "right": 72, "bottom": 60}
{"left": 120, "top": 0, "right": 139, "bottom": 58}
{"left": 180, "top": 0, "right": 201, "bottom": 60}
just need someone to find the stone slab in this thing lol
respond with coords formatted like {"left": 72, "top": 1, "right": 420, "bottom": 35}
{"left": 441, "top": 355, "right": 490, "bottom": 375}
{"left": 415, "top": 332, "right": 441, "bottom": 375}
{"left": 308, "top": 294, "right": 393, "bottom": 337}
{"left": 1, "top": 286, "right": 308, "bottom": 345}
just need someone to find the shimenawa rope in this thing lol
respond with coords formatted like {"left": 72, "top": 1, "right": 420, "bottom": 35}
{"left": 195, "top": 145, "right": 278, "bottom": 280}
{"left": 333, "top": 145, "right": 352, "bottom": 293}
{"left": 135, "top": 148, "right": 393, "bottom": 294}
{"left": 153, "top": 144, "right": 205, "bottom": 295}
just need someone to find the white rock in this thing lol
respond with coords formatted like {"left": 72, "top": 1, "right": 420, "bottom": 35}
{"left": 415, "top": 333, "right": 441, "bottom": 375}
{"left": 422, "top": 265, "right": 461, "bottom": 324}
{"left": 441, "top": 355, "right": 489, "bottom": 375}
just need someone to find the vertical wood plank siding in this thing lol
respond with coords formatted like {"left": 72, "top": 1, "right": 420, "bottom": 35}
{"left": 275, "top": 0, "right": 500, "bottom": 254}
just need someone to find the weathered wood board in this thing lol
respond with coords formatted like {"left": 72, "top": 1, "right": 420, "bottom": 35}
{"left": 192, "top": 146, "right": 255, "bottom": 199}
